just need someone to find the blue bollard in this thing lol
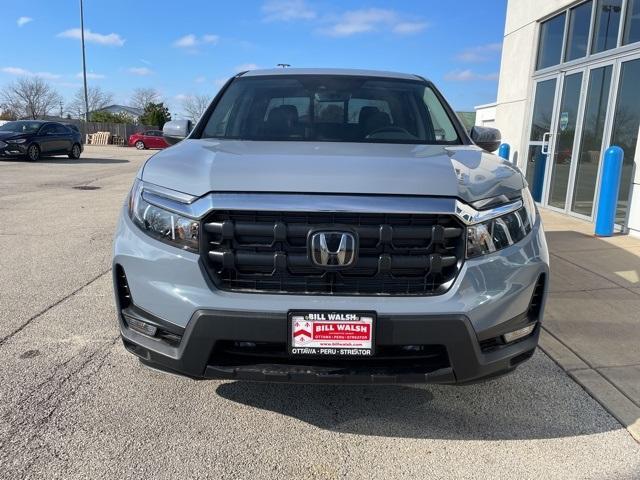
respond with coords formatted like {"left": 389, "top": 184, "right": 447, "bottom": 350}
{"left": 498, "top": 143, "right": 510, "bottom": 161}
{"left": 531, "top": 149, "right": 547, "bottom": 203}
{"left": 595, "top": 146, "right": 624, "bottom": 237}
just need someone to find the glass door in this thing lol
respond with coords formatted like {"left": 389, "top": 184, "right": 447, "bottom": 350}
{"left": 608, "top": 56, "right": 640, "bottom": 226}
{"left": 546, "top": 69, "right": 585, "bottom": 211}
{"left": 524, "top": 77, "right": 560, "bottom": 202}
{"left": 570, "top": 63, "right": 614, "bottom": 218}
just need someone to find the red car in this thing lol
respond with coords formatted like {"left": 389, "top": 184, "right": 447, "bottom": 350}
{"left": 128, "top": 130, "right": 169, "bottom": 150}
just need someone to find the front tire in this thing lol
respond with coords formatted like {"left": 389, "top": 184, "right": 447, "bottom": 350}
{"left": 26, "top": 144, "right": 40, "bottom": 162}
{"left": 68, "top": 143, "right": 82, "bottom": 159}
{"left": 135, "top": 141, "right": 145, "bottom": 150}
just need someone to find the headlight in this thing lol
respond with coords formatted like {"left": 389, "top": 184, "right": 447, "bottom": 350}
{"left": 128, "top": 179, "right": 199, "bottom": 252}
{"left": 6, "top": 138, "right": 27, "bottom": 144}
{"left": 466, "top": 189, "right": 536, "bottom": 258}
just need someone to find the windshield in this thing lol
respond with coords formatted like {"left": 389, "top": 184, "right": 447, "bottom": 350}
{"left": 201, "top": 75, "right": 461, "bottom": 144}
{"left": 0, "top": 121, "right": 42, "bottom": 134}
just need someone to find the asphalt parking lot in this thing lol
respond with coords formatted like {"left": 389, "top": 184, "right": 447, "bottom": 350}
{"left": 1, "top": 146, "right": 639, "bottom": 479}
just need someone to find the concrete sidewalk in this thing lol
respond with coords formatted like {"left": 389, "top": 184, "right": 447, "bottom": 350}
{"left": 539, "top": 209, "right": 640, "bottom": 441}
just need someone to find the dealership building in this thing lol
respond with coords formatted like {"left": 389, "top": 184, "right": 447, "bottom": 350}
{"left": 484, "top": 0, "right": 640, "bottom": 235}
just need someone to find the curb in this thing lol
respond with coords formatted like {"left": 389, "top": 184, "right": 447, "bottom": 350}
{"left": 539, "top": 329, "right": 640, "bottom": 443}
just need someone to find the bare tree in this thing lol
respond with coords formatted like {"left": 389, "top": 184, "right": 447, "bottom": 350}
{"left": 130, "top": 88, "right": 161, "bottom": 112}
{"left": 181, "top": 94, "right": 211, "bottom": 122}
{"left": 0, "top": 77, "right": 62, "bottom": 119}
{"left": 68, "top": 85, "right": 114, "bottom": 119}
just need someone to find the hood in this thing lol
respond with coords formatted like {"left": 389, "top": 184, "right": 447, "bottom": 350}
{"left": 0, "top": 131, "right": 23, "bottom": 141}
{"left": 141, "top": 139, "right": 525, "bottom": 203}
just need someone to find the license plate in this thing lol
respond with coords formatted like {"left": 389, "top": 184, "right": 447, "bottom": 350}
{"left": 288, "top": 311, "right": 375, "bottom": 357}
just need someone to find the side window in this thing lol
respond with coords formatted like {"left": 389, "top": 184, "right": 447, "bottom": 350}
{"left": 348, "top": 99, "right": 392, "bottom": 124}
{"left": 423, "top": 88, "right": 457, "bottom": 142}
{"left": 54, "top": 124, "right": 69, "bottom": 134}
{"left": 39, "top": 124, "right": 54, "bottom": 135}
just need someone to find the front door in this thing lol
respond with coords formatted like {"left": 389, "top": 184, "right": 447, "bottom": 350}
{"left": 526, "top": 63, "right": 620, "bottom": 220}
{"left": 524, "top": 77, "right": 560, "bottom": 202}
{"left": 546, "top": 69, "right": 585, "bottom": 212}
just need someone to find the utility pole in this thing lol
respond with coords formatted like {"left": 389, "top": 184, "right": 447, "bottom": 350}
{"left": 79, "top": 0, "right": 90, "bottom": 122}
{"left": 59, "top": 101, "right": 64, "bottom": 118}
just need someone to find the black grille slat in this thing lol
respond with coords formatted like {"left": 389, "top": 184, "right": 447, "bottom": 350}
{"left": 202, "top": 210, "right": 465, "bottom": 295}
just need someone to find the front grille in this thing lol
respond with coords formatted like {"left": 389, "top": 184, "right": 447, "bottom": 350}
{"left": 210, "top": 341, "right": 450, "bottom": 371}
{"left": 201, "top": 210, "right": 465, "bottom": 295}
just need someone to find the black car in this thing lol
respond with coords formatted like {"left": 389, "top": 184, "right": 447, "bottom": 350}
{"left": 0, "top": 120, "right": 83, "bottom": 161}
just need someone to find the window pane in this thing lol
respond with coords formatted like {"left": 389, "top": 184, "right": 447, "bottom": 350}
{"left": 571, "top": 66, "right": 612, "bottom": 216}
{"left": 537, "top": 13, "right": 566, "bottom": 70}
{"left": 591, "top": 0, "right": 623, "bottom": 53}
{"left": 529, "top": 79, "right": 557, "bottom": 141}
{"left": 548, "top": 73, "right": 583, "bottom": 210}
{"left": 610, "top": 59, "right": 640, "bottom": 224}
{"left": 623, "top": 0, "right": 640, "bottom": 44}
{"left": 565, "top": 1, "right": 593, "bottom": 61}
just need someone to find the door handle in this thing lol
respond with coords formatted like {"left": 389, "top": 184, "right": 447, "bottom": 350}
{"left": 541, "top": 132, "right": 552, "bottom": 155}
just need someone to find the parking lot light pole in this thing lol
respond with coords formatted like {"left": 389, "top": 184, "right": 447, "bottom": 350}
{"left": 79, "top": 0, "right": 90, "bottom": 122}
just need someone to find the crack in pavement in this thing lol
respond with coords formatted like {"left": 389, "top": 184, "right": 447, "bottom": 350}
{"left": 0, "top": 336, "right": 119, "bottom": 479}
{"left": 0, "top": 269, "right": 112, "bottom": 348}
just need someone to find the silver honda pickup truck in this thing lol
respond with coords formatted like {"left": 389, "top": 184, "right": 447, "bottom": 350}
{"left": 113, "top": 68, "right": 549, "bottom": 384}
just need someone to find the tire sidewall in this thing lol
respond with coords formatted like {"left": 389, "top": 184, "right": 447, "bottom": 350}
{"left": 26, "top": 144, "right": 40, "bottom": 162}
{"left": 135, "top": 141, "right": 145, "bottom": 150}
{"left": 70, "top": 143, "right": 81, "bottom": 159}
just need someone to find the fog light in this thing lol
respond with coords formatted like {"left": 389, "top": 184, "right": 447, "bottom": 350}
{"left": 126, "top": 316, "right": 158, "bottom": 337}
{"left": 502, "top": 323, "right": 536, "bottom": 343}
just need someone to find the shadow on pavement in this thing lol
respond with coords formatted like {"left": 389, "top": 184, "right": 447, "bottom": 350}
{"left": 0, "top": 157, "right": 129, "bottom": 164}
{"left": 215, "top": 358, "right": 621, "bottom": 440}
{"left": 39, "top": 157, "right": 130, "bottom": 164}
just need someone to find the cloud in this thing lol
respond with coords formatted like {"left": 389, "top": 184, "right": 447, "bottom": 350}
{"left": 56, "top": 82, "right": 83, "bottom": 88}
{"left": 202, "top": 34, "right": 219, "bottom": 44}
{"left": 234, "top": 63, "right": 260, "bottom": 72}
{"left": 77, "top": 72, "right": 105, "bottom": 80}
{"left": 194, "top": 76, "right": 206, "bottom": 83}
{"left": 173, "top": 34, "right": 219, "bottom": 48}
{"left": 214, "top": 78, "right": 228, "bottom": 88}
{"left": 392, "top": 21, "right": 428, "bottom": 35}
{"left": 128, "top": 67, "right": 154, "bottom": 76}
{"left": 17, "top": 16, "right": 33, "bottom": 27}
{"left": 321, "top": 8, "right": 427, "bottom": 37}
{"left": 444, "top": 69, "right": 499, "bottom": 82}
{"left": 57, "top": 28, "right": 125, "bottom": 46}
{"left": 1, "top": 66, "right": 61, "bottom": 80}
{"left": 456, "top": 43, "right": 502, "bottom": 62}
{"left": 262, "top": 0, "right": 316, "bottom": 22}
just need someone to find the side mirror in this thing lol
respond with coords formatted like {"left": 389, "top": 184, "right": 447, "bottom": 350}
{"left": 163, "top": 120, "right": 193, "bottom": 145}
{"left": 470, "top": 126, "right": 501, "bottom": 153}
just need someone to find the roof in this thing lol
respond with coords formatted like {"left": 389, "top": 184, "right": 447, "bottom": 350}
{"left": 240, "top": 68, "right": 424, "bottom": 81}
{"left": 93, "top": 104, "right": 143, "bottom": 116}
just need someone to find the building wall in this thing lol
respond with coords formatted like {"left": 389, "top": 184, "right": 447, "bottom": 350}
{"left": 496, "top": 0, "right": 576, "bottom": 166}
{"left": 495, "top": 0, "right": 640, "bottom": 236}
{"left": 474, "top": 103, "right": 497, "bottom": 127}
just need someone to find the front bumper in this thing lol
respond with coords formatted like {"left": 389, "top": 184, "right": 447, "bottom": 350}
{"left": 113, "top": 206, "right": 549, "bottom": 384}
{"left": 0, "top": 142, "right": 27, "bottom": 157}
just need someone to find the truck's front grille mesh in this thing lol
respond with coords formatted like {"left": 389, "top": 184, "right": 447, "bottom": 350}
{"left": 201, "top": 210, "right": 465, "bottom": 295}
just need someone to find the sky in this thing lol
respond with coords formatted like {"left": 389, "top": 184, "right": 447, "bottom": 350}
{"left": 0, "top": 0, "right": 506, "bottom": 117}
